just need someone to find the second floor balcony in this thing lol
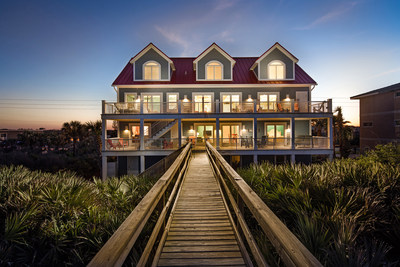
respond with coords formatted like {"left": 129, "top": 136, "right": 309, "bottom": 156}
{"left": 103, "top": 99, "right": 332, "bottom": 115}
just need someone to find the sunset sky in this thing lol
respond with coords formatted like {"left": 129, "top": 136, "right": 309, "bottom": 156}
{"left": 1, "top": 0, "right": 399, "bottom": 129}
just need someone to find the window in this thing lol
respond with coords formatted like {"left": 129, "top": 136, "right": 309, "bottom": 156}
{"left": 221, "top": 93, "right": 241, "bottom": 112}
{"left": 144, "top": 61, "right": 160, "bottom": 80}
{"left": 395, "top": 120, "right": 400, "bottom": 126}
{"left": 124, "top": 93, "right": 137, "bottom": 102}
{"left": 396, "top": 91, "right": 400, "bottom": 97}
{"left": 363, "top": 122, "right": 373, "bottom": 127}
{"left": 131, "top": 125, "right": 150, "bottom": 137}
{"left": 193, "top": 93, "right": 213, "bottom": 113}
{"left": 0, "top": 133, "right": 6, "bottom": 140}
{"left": 206, "top": 61, "right": 222, "bottom": 80}
{"left": 268, "top": 60, "right": 285, "bottom": 80}
{"left": 142, "top": 93, "right": 162, "bottom": 113}
{"left": 167, "top": 93, "right": 178, "bottom": 112}
{"left": 258, "top": 92, "right": 279, "bottom": 111}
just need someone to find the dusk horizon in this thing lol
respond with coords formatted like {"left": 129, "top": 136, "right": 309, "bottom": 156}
{"left": 1, "top": 0, "right": 400, "bottom": 129}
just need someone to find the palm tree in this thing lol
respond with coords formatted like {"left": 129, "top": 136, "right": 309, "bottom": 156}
{"left": 333, "top": 107, "right": 352, "bottom": 158}
{"left": 84, "top": 120, "right": 102, "bottom": 153}
{"left": 62, "top": 121, "right": 83, "bottom": 156}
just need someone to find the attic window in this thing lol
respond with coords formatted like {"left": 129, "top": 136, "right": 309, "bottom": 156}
{"left": 144, "top": 61, "right": 160, "bottom": 80}
{"left": 206, "top": 61, "right": 223, "bottom": 80}
{"left": 268, "top": 60, "right": 285, "bottom": 80}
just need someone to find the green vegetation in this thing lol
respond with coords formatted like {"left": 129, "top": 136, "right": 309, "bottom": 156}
{"left": 0, "top": 166, "right": 156, "bottom": 266}
{"left": 239, "top": 143, "right": 400, "bottom": 266}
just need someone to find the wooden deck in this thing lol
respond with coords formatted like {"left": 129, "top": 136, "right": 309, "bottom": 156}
{"left": 157, "top": 152, "right": 247, "bottom": 267}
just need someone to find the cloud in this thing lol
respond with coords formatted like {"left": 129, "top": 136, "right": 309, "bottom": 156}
{"left": 212, "top": 30, "right": 235, "bottom": 43}
{"left": 369, "top": 67, "right": 400, "bottom": 79}
{"left": 155, "top": 26, "right": 193, "bottom": 56}
{"left": 214, "top": 0, "right": 239, "bottom": 11}
{"left": 296, "top": 1, "right": 358, "bottom": 30}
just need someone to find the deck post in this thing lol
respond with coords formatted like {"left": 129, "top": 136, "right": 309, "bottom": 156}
{"left": 216, "top": 118, "right": 220, "bottom": 149}
{"left": 140, "top": 119, "right": 144, "bottom": 151}
{"left": 329, "top": 117, "right": 334, "bottom": 150}
{"left": 291, "top": 117, "right": 295, "bottom": 150}
{"left": 140, "top": 155, "right": 145, "bottom": 173}
{"left": 253, "top": 154, "right": 258, "bottom": 164}
{"left": 178, "top": 118, "right": 182, "bottom": 147}
{"left": 291, "top": 154, "right": 295, "bottom": 164}
{"left": 102, "top": 118, "right": 106, "bottom": 152}
{"left": 253, "top": 118, "right": 258, "bottom": 150}
{"left": 102, "top": 156, "right": 107, "bottom": 180}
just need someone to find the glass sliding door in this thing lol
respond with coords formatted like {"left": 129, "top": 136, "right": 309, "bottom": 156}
{"left": 221, "top": 124, "right": 240, "bottom": 145}
{"left": 142, "top": 94, "right": 162, "bottom": 113}
{"left": 265, "top": 123, "right": 286, "bottom": 147}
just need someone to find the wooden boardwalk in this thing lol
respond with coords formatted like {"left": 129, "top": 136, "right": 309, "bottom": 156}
{"left": 157, "top": 152, "right": 247, "bottom": 267}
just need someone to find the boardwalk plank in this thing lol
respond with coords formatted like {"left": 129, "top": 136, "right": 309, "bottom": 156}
{"left": 156, "top": 153, "right": 247, "bottom": 266}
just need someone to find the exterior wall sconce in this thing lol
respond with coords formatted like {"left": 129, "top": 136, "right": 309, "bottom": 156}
{"left": 188, "top": 125, "right": 194, "bottom": 134}
{"left": 124, "top": 126, "right": 129, "bottom": 133}
{"left": 183, "top": 95, "right": 190, "bottom": 102}
{"left": 284, "top": 94, "right": 291, "bottom": 101}
{"left": 246, "top": 94, "right": 253, "bottom": 102}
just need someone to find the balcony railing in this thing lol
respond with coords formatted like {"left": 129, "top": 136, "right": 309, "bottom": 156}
{"left": 104, "top": 136, "right": 330, "bottom": 151}
{"left": 103, "top": 99, "right": 332, "bottom": 115}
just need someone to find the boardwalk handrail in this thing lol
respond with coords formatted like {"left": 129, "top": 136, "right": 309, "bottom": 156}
{"left": 206, "top": 141, "right": 323, "bottom": 267}
{"left": 88, "top": 143, "right": 192, "bottom": 267}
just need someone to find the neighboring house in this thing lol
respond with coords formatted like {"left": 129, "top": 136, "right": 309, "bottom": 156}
{"left": 0, "top": 129, "right": 26, "bottom": 141}
{"left": 101, "top": 42, "right": 334, "bottom": 178}
{"left": 351, "top": 82, "right": 400, "bottom": 152}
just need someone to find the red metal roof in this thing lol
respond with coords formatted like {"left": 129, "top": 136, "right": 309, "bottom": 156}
{"left": 112, "top": 57, "right": 316, "bottom": 86}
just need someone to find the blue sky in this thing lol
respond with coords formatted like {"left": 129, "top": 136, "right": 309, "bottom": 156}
{"left": 1, "top": 0, "right": 399, "bottom": 128}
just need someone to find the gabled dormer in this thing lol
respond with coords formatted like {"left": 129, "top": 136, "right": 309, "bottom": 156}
{"left": 130, "top": 43, "right": 175, "bottom": 81}
{"left": 193, "top": 43, "right": 236, "bottom": 81}
{"left": 250, "top": 42, "right": 298, "bottom": 81}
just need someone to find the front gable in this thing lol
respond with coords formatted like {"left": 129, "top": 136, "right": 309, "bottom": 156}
{"left": 130, "top": 43, "right": 175, "bottom": 81}
{"left": 193, "top": 43, "right": 236, "bottom": 81}
{"left": 251, "top": 43, "right": 298, "bottom": 81}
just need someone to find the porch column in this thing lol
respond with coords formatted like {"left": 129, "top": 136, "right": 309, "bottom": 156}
{"left": 291, "top": 117, "right": 296, "bottom": 150}
{"left": 216, "top": 118, "right": 220, "bottom": 149}
{"left": 140, "top": 155, "right": 145, "bottom": 173}
{"left": 102, "top": 156, "right": 107, "bottom": 181}
{"left": 291, "top": 154, "right": 295, "bottom": 164}
{"left": 102, "top": 118, "right": 106, "bottom": 152}
{"left": 253, "top": 118, "right": 258, "bottom": 150}
{"left": 253, "top": 154, "right": 258, "bottom": 164}
{"left": 178, "top": 118, "right": 182, "bottom": 147}
{"left": 140, "top": 119, "right": 144, "bottom": 150}
{"left": 328, "top": 117, "right": 334, "bottom": 150}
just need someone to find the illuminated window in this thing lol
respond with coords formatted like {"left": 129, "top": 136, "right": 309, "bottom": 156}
{"left": 167, "top": 93, "right": 178, "bottom": 112}
{"left": 268, "top": 60, "right": 285, "bottom": 80}
{"left": 144, "top": 61, "right": 160, "bottom": 80}
{"left": 206, "top": 61, "right": 223, "bottom": 80}
{"left": 259, "top": 93, "right": 278, "bottom": 111}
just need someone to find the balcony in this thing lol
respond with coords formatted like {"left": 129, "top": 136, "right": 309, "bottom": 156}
{"left": 104, "top": 136, "right": 330, "bottom": 152}
{"left": 102, "top": 99, "right": 332, "bottom": 115}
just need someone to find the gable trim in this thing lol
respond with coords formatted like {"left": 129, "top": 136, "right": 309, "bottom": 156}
{"left": 193, "top": 43, "right": 236, "bottom": 71}
{"left": 250, "top": 42, "right": 298, "bottom": 71}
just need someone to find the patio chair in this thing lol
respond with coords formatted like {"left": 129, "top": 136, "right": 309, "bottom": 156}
{"left": 107, "top": 139, "right": 122, "bottom": 149}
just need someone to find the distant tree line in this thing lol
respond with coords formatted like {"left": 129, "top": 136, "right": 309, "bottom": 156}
{"left": 0, "top": 120, "right": 102, "bottom": 178}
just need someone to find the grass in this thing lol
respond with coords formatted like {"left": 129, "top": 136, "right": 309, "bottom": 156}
{"left": 238, "top": 144, "right": 400, "bottom": 266}
{"left": 0, "top": 165, "right": 156, "bottom": 266}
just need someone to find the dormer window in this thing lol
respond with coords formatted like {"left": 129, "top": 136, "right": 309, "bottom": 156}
{"left": 206, "top": 61, "right": 223, "bottom": 80}
{"left": 268, "top": 60, "right": 285, "bottom": 80}
{"left": 144, "top": 61, "right": 160, "bottom": 80}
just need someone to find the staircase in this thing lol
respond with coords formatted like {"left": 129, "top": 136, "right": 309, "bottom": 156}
{"left": 149, "top": 120, "right": 177, "bottom": 140}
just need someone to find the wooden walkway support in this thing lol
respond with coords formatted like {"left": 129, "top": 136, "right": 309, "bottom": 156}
{"left": 153, "top": 152, "right": 250, "bottom": 266}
